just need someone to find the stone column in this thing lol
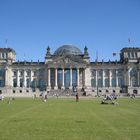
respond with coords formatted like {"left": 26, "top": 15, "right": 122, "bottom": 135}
{"left": 48, "top": 68, "right": 51, "bottom": 87}
{"left": 138, "top": 69, "right": 140, "bottom": 87}
{"left": 30, "top": 70, "right": 33, "bottom": 87}
{"left": 123, "top": 68, "right": 127, "bottom": 86}
{"left": 109, "top": 70, "right": 112, "bottom": 87}
{"left": 54, "top": 68, "right": 58, "bottom": 89}
{"left": 17, "top": 70, "right": 20, "bottom": 87}
{"left": 96, "top": 70, "right": 98, "bottom": 87}
{"left": 116, "top": 70, "right": 118, "bottom": 87}
{"left": 62, "top": 68, "right": 65, "bottom": 89}
{"left": 102, "top": 70, "right": 105, "bottom": 87}
{"left": 5, "top": 68, "right": 8, "bottom": 87}
{"left": 23, "top": 70, "right": 26, "bottom": 87}
{"left": 70, "top": 68, "right": 72, "bottom": 89}
{"left": 128, "top": 69, "right": 131, "bottom": 86}
{"left": 77, "top": 68, "right": 79, "bottom": 87}
{"left": 82, "top": 68, "right": 85, "bottom": 87}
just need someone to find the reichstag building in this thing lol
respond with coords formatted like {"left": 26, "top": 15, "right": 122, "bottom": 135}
{"left": 0, "top": 44, "right": 140, "bottom": 96}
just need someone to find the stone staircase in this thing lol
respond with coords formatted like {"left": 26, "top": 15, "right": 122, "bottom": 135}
{"left": 48, "top": 89, "right": 85, "bottom": 97}
{"left": 48, "top": 89, "right": 72, "bottom": 96}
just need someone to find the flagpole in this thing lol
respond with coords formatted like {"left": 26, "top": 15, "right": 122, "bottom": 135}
{"left": 5, "top": 39, "right": 8, "bottom": 48}
{"left": 128, "top": 38, "right": 131, "bottom": 46}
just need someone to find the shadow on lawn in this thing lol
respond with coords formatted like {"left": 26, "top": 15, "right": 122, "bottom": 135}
{"left": 75, "top": 120, "right": 86, "bottom": 123}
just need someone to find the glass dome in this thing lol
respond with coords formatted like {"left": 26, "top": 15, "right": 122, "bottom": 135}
{"left": 54, "top": 45, "right": 82, "bottom": 56}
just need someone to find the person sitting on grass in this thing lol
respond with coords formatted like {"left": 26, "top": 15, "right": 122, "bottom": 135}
{"left": 130, "top": 93, "right": 135, "bottom": 99}
{"left": 101, "top": 94, "right": 118, "bottom": 105}
{"left": 0, "top": 94, "right": 4, "bottom": 101}
{"left": 43, "top": 93, "right": 48, "bottom": 102}
{"left": 32, "top": 94, "right": 36, "bottom": 100}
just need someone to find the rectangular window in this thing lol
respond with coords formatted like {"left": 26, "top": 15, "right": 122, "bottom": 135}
{"left": 98, "top": 79, "right": 102, "bottom": 87}
{"left": 2, "top": 53, "right": 5, "bottom": 58}
{"left": 20, "top": 71, "right": 23, "bottom": 76}
{"left": 98, "top": 70, "right": 102, "bottom": 78}
{"left": 20, "top": 79, "right": 23, "bottom": 87}
{"left": 0, "top": 69, "right": 4, "bottom": 77}
{"left": 118, "top": 78, "right": 123, "bottom": 87}
{"left": 0, "top": 80, "right": 4, "bottom": 87}
{"left": 105, "top": 79, "right": 109, "bottom": 87}
{"left": 33, "top": 71, "right": 37, "bottom": 76}
{"left": 13, "top": 71, "right": 17, "bottom": 77}
{"left": 13, "top": 79, "right": 17, "bottom": 87}
{"left": 26, "top": 71, "right": 30, "bottom": 77}
{"left": 104, "top": 70, "right": 109, "bottom": 77}
{"left": 131, "top": 52, "right": 134, "bottom": 58}
{"left": 91, "top": 70, "right": 96, "bottom": 77}
{"left": 6, "top": 53, "right": 8, "bottom": 58}
{"left": 112, "top": 70, "right": 116, "bottom": 77}
{"left": 112, "top": 78, "right": 116, "bottom": 87}
{"left": 26, "top": 79, "right": 30, "bottom": 87}
{"left": 91, "top": 78, "right": 96, "bottom": 87}
{"left": 32, "top": 79, "right": 37, "bottom": 88}
{"left": 135, "top": 52, "right": 138, "bottom": 58}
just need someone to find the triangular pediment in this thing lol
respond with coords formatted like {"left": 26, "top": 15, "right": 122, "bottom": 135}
{"left": 47, "top": 56, "right": 87, "bottom": 68}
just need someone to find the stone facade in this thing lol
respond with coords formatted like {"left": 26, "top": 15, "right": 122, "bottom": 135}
{"left": 0, "top": 45, "right": 140, "bottom": 96}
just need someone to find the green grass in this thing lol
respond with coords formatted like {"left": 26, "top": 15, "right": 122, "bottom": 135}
{"left": 0, "top": 97, "right": 140, "bottom": 140}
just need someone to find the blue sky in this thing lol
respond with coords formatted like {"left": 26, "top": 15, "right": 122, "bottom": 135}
{"left": 0, "top": 0, "right": 140, "bottom": 61}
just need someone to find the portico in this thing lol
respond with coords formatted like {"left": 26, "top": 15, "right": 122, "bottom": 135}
{"left": 47, "top": 66, "right": 85, "bottom": 90}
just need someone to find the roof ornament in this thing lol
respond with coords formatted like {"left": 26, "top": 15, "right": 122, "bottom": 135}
{"left": 45, "top": 46, "right": 51, "bottom": 58}
{"left": 47, "top": 46, "right": 51, "bottom": 54}
{"left": 84, "top": 46, "right": 89, "bottom": 56}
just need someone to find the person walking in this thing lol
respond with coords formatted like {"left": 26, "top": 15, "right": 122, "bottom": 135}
{"left": 76, "top": 92, "right": 79, "bottom": 102}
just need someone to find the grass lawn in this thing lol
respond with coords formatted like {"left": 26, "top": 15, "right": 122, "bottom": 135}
{"left": 0, "top": 97, "right": 140, "bottom": 140}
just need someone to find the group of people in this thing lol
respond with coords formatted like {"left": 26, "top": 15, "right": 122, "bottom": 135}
{"left": 0, "top": 94, "right": 4, "bottom": 101}
{"left": 127, "top": 92, "right": 136, "bottom": 99}
{"left": 39, "top": 91, "right": 49, "bottom": 102}
{"left": 101, "top": 94, "right": 118, "bottom": 105}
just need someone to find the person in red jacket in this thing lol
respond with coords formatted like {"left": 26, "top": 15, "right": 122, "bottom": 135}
{"left": 76, "top": 92, "right": 79, "bottom": 102}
